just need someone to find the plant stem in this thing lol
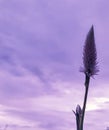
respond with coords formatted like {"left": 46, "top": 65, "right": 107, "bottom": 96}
{"left": 76, "top": 114, "right": 80, "bottom": 130}
{"left": 80, "top": 74, "right": 90, "bottom": 130}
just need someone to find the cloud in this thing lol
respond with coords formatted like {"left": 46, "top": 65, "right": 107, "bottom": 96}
{"left": 0, "top": 0, "right": 108, "bottom": 130}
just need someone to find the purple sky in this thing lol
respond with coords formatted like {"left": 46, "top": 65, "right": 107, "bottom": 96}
{"left": 0, "top": 0, "right": 109, "bottom": 130}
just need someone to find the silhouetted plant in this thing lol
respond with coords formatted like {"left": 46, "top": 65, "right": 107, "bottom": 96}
{"left": 73, "top": 25, "right": 99, "bottom": 130}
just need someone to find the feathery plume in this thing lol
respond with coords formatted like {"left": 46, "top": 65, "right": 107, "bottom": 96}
{"left": 81, "top": 25, "right": 99, "bottom": 77}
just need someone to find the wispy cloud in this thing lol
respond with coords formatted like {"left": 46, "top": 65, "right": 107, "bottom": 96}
{"left": 0, "top": 0, "right": 108, "bottom": 130}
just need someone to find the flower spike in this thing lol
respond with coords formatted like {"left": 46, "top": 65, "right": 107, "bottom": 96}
{"left": 81, "top": 25, "right": 99, "bottom": 77}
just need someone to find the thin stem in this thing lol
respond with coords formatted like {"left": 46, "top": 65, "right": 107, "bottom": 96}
{"left": 76, "top": 114, "right": 79, "bottom": 130}
{"left": 80, "top": 74, "right": 90, "bottom": 130}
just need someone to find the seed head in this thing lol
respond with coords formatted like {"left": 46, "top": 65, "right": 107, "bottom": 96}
{"left": 81, "top": 25, "right": 99, "bottom": 77}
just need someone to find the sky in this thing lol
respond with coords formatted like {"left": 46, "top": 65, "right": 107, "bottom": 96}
{"left": 0, "top": 0, "right": 109, "bottom": 130}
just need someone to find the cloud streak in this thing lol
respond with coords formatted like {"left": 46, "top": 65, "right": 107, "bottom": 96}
{"left": 0, "top": 0, "right": 108, "bottom": 130}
